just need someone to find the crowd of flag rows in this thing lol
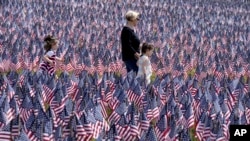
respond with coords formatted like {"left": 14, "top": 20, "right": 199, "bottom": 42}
{"left": 0, "top": 65, "right": 250, "bottom": 141}
{"left": 1, "top": 0, "right": 250, "bottom": 140}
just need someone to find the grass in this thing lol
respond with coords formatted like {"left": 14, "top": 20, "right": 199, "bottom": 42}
{"left": 17, "top": 69, "right": 23, "bottom": 75}
{"left": 150, "top": 118, "right": 157, "bottom": 127}
{"left": 190, "top": 126, "right": 199, "bottom": 141}
{"left": 187, "top": 68, "right": 196, "bottom": 77}
{"left": 55, "top": 70, "right": 63, "bottom": 77}
{"left": 150, "top": 72, "right": 157, "bottom": 82}
{"left": 243, "top": 75, "right": 248, "bottom": 83}
{"left": 105, "top": 106, "right": 113, "bottom": 121}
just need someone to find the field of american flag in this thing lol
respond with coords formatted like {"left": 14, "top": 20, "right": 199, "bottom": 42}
{"left": 0, "top": 0, "right": 250, "bottom": 140}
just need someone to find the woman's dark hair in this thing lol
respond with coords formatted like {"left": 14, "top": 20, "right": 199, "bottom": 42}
{"left": 141, "top": 43, "right": 154, "bottom": 54}
{"left": 44, "top": 35, "right": 57, "bottom": 52}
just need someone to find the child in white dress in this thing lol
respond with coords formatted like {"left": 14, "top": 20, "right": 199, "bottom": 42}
{"left": 136, "top": 43, "right": 154, "bottom": 85}
{"left": 40, "top": 35, "right": 64, "bottom": 75}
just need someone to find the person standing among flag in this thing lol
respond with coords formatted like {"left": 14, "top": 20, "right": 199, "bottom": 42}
{"left": 40, "top": 35, "right": 64, "bottom": 75}
{"left": 121, "top": 10, "right": 141, "bottom": 74}
{"left": 136, "top": 43, "right": 154, "bottom": 86}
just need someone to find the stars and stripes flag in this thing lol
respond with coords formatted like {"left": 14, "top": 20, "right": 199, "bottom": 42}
{"left": 0, "top": 123, "right": 12, "bottom": 141}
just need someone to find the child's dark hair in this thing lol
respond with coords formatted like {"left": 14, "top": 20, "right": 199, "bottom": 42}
{"left": 44, "top": 35, "right": 57, "bottom": 52}
{"left": 141, "top": 43, "right": 154, "bottom": 54}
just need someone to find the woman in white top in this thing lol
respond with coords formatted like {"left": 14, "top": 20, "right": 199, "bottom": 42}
{"left": 136, "top": 43, "right": 154, "bottom": 85}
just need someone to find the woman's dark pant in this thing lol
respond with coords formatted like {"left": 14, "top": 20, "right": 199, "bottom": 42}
{"left": 124, "top": 59, "right": 138, "bottom": 73}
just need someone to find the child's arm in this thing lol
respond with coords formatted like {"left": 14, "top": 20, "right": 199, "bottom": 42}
{"left": 143, "top": 58, "right": 151, "bottom": 85}
{"left": 142, "top": 59, "right": 149, "bottom": 76}
{"left": 55, "top": 57, "right": 64, "bottom": 62}
{"left": 43, "top": 55, "right": 54, "bottom": 65}
{"left": 56, "top": 50, "right": 67, "bottom": 62}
